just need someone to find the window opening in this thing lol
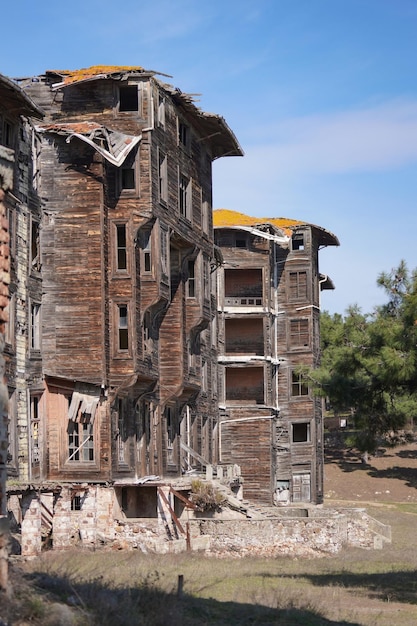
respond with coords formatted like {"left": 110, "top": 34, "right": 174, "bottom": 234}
{"left": 292, "top": 232, "right": 305, "bottom": 251}
{"left": 292, "top": 422, "right": 311, "bottom": 442}
{"left": 187, "top": 259, "right": 196, "bottom": 297}
{"left": 121, "top": 166, "right": 135, "bottom": 190}
{"left": 160, "top": 226, "right": 168, "bottom": 277}
{"left": 31, "top": 220, "right": 40, "bottom": 269}
{"left": 179, "top": 175, "right": 191, "bottom": 219}
{"left": 158, "top": 94, "right": 165, "bottom": 127}
{"left": 30, "top": 396, "right": 40, "bottom": 466}
{"left": 119, "top": 85, "right": 139, "bottom": 112}
{"left": 289, "top": 318, "right": 309, "bottom": 347}
{"left": 71, "top": 495, "right": 82, "bottom": 511}
{"left": 118, "top": 399, "right": 127, "bottom": 464}
{"left": 289, "top": 271, "right": 308, "bottom": 300}
{"left": 30, "top": 303, "right": 41, "bottom": 350}
{"left": 3, "top": 120, "right": 13, "bottom": 148}
{"left": 116, "top": 224, "right": 127, "bottom": 270}
{"left": 68, "top": 422, "right": 94, "bottom": 462}
{"left": 178, "top": 122, "right": 189, "bottom": 147}
{"left": 141, "top": 230, "right": 152, "bottom": 274}
{"left": 291, "top": 371, "right": 309, "bottom": 397}
{"left": 158, "top": 151, "right": 168, "bottom": 202}
{"left": 118, "top": 304, "right": 129, "bottom": 350}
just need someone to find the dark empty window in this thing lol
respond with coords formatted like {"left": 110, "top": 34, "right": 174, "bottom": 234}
{"left": 292, "top": 422, "right": 310, "bottom": 443}
{"left": 235, "top": 237, "right": 247, "bottom": 248}
{"left": 121, "top": 166, "right": 135, "bottom": 190}
{"left": 71, "top": 495, "right": 82, "bottom": 511}
{"left": 116, "top": 224, "right": 127, "bottom": 270}
{"left": 292, "top": 232, "right": 305, "bottom": 251}
{"left": 119, "top": 85, "right": 139, "bottom": 111}
{"left": 179, "top": 122, "right": 189, "bottom": 147}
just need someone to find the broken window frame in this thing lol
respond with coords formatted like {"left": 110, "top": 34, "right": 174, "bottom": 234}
{"left": 67, "top": 421, "right": 95, "bottom": 463}
{"left": 291, "top": 231, "right": 305, "bottom": 251}
{"left": 116, "top": 148, "right": 139, "bottom": 196}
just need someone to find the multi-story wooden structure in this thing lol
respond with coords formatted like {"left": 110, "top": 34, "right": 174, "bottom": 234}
{"left": 6, "top": 66, "right": 242, "bottom": 532}
{"left": 0, "top": 73, "right": 43, "bottom": 579}
{"left": 213, "top": 209, "right": 339, "bottom": 505}
{"left": 2, "top": 65, "right": 340, "bottom": 552}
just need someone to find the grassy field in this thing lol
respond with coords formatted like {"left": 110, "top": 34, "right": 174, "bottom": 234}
{"left": 1, "top": 501, "right": 416, "bottom": 625}
{"left": 3, "top": 436, "right": 417, "bottom": 625}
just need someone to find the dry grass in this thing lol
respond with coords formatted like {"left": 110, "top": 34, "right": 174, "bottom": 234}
{"left": 1, "top": 502, "right": 416, "bottom": 626}
{"left": 2, "top": 439, "right": 417, "bottom": 624}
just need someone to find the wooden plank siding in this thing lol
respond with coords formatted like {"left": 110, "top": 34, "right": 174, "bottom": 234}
{"left": 215, "top": 217, "right": 338, "bottom": 505}
{"left": 7, "top": 66, "right": 242, "bottom": 489}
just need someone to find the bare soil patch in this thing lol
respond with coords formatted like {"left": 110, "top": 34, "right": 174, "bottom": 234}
{"left": 323, "top": 434, "right": 417, "bottom": 504}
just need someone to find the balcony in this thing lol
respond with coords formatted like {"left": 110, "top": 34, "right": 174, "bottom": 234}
{"left": 224, "top": 268, "right": 263, "bottom": 308}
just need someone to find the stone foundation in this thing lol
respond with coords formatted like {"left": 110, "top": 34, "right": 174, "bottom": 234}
{"left": 7, "top": 485, "right": 391, "bottom": 558}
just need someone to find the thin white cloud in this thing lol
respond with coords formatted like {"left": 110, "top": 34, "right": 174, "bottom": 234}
{"left": 244, "top": 99, "right": 417, "bottom": 177}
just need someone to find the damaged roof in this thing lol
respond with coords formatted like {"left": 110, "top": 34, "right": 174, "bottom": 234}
{"left": 213, "top": 209, "right": 339, "bottom": 247}
{"left": 0, "top": 73, "right": 44, "bottom": 119}
{"left": 36, "top": 121, "right": 141, "bottom": 166}
{"left": 43, "top": 65, "right": 243, "bottom": 160}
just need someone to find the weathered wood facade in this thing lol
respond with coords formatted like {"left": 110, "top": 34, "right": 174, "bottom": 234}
{"left": 6, "top": 67, "right": 242, "bottom": 515}
{"left": 214, "top": 210, "right": 339, "bottom": 505}
{"left": 0, "top": 73, "right": 43, "bottom": 585}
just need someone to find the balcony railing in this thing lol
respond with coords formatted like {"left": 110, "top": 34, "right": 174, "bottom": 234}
{"left": 224, "top": 296, "right": 263, "bottom": 307}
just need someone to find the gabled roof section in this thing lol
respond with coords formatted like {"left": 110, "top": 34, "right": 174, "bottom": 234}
{"left": 213, "top": 209, "right": 339, "bottom": 247}
{"left": 36, "top": 121, "right": 141, "bottom": 166}
{"left": 43, "top": 65, "right": 243, "bottom": 160}
{"left": 0, "top": 73, "right": 44, "bottom": 119}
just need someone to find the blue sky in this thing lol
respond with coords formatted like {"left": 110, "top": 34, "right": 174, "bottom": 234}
{"left": 2, "top": 0, "right": 417, "bottom": 315}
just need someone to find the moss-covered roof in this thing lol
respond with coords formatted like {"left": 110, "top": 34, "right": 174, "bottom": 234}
{"left": 213, "top": 209, "right": 339, "bottom": 246}
{"left": 47, "top": 65, "right": 146, "bottom": 87}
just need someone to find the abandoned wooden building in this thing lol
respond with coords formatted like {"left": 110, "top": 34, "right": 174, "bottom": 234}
{"left": 1, "top": 66, "right": 341, "bottom": 554}
{"left": 0, "top": 73, "right": 44, "bottom": 579}
{"left": 213, "top": 209, "right": 339, "bottom": 505}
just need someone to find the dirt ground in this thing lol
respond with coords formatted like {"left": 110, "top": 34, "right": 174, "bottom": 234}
{"left": 323, "top": 433, "right": 417, "bottom": 504}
